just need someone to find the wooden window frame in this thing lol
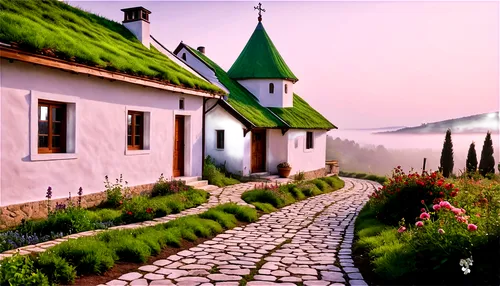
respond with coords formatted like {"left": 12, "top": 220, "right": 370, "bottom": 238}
{"left": 306, "top": 132, "right": 314, "bottom": 150}
{"left": 269, "top": 83, "right": 274, "bottom": 94}
{"left": 38, "top": 100, "right": 66, "bottom": 154}
{"left": 128, "top": 110, "right": 144, "bottom": 150}
{"left": 216, "top": 130, "right": 225, "bottom": 150}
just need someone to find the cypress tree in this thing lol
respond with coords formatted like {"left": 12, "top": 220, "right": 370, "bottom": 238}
{"left": 439, "top": 129, "right": 454, "bottom": 178}
{"left": 466, "top": 142, "right": 478, "bottom": 173}
{"left": 478, "top": 132, "right": 495, "bottom": 176}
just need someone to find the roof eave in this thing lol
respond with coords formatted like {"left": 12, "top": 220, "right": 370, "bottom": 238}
{"left": 0, "top": 46, "right": 222, "bottom": 98}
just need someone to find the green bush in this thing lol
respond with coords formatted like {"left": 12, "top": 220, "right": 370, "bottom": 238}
{"left": 354, "top": 173, "right": 368, "bottom": 179}
{"left": 299, "top": 183, "right": 322, "bottom": 197}
{"left": 311, "top": 179, "right": 329, "bottom": 192}
{"left": 203, "top": 156, "right": 240, "bottom": 187}
{"left": 320, "top": 176, "right": 345, "bottom": 189}
{"left": 109, "top": 236, "right": 151, "bottom": 263}
{"left": 241, "top": 189, "right": 285, "bottom": 208}
{"left": 52, "top": 237, "right": 115, "bottom": 275}
{"left": 252, "top": 202, "right": 276, "bottom": 213}
{"left": 35, "top": 252, "right": 76, "bottom": 285}
{"left": 151, "top": 174, "right": 191, "bottom": 197}
{"left": 199, "top": 209, "right": 238, "bottom": 229}
{"left": 103, "top": 175, "right": 127, "bottom": 208}
{"left": 121, "top": 195, "right": 156, "bottom": 223}
{"left": 0, "top": 254, "right": 49, "bottom": 286}
{"left": 215, "top": 203, "right": 258, "bottom": 222}
{"left": 89, "top": 208, "right": 122, "bottom": 223}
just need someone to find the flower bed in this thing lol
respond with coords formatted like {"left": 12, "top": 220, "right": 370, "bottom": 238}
{"left": 354, "top": 167, "right": 500, "bottom": 285}
{"left": 0, "top": 203, "right": 257, "bottom": 285}
{"left": 241, "top": 175, "right": 345, "bottom": 212}
{"left": 0, "top": 175, "right": 209, "bottom": 253}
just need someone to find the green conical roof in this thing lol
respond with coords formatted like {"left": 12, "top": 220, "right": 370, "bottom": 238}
{"left": 228, "top": 22, "right": 298, "bottom": 82}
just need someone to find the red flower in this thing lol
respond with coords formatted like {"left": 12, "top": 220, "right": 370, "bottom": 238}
{"left": 450, "top": 191, "right": 458, "bottom": 197}
{"left": 421, "top": 200, "right": 425, "bottom": 204}
{"left": 127, "top": 211, "right": 133, "bottom": 215}
{"left": 146, "top": 208, "right": 153, "bottom": 214}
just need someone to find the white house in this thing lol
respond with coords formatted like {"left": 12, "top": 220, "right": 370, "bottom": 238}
{"left": 0, "top": 2, "right": 223, "bottom": 211}
{"left": 174, "top": 16, "right": 337, "bottom": 178}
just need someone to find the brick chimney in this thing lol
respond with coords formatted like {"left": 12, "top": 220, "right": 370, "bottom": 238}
{"left": 121, "top": 7, "right": 151, "bottom": 48}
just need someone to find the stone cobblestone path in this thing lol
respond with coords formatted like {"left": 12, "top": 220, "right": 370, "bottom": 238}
{"left": 0, "top": 182, "right": 269, "bottom": 259}
{"left": 104, "top": 178, "right": 379, "bottom": 286}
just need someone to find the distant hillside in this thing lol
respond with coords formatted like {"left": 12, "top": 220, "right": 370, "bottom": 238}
{"left": 377, "top": 112, "right": 499, "bottom": 134}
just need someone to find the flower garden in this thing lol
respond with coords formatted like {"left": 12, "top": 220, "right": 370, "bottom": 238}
{"left": 0, "top": 174, "right": 208, "bottom": 253}
{"left": 354, "top": 167, "right": 500, "bottom": 285}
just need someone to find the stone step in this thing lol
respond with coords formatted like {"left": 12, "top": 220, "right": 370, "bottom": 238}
{"left": 197, "top": 184, "right": 219, "bottom": 191}
{"left": 250, "top": 172, "right": 270, "bottom": 178}
{"left": 261, "top": 175, "right": 280, "bottom": 181}
{"left": 186, "top": 180, "right": 208, "bottom": 188}
{"left": 175, "top": 176, "right": 201, "bottom": 183}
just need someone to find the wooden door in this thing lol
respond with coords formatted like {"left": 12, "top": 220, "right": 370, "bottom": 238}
{"left": 251, "top": 130, "right": 266, "bottom": 173}
{"left": 173, "top": 116, "right": 185, "bottom": 177}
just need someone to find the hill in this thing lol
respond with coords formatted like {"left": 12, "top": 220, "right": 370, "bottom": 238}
{"left": 377, "top": 112, "right": 499, "bottom": 134}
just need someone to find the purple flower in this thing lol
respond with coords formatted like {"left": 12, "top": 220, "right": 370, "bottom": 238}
{"left": 78, "top": 187, "right": 83, "bottom": 196}
{"left": 46, "top": 186, "right": 52, "bottom": 199}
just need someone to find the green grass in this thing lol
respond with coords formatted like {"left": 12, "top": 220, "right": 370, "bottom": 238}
{"left": 203, "top": 157, "right": 240, "bottom": 187}
{"left": 339, "top": 171, "right": 388, "bottom": 185}
{"left": 0, "top": 0, "right": 223, "bottom": 94}
{"left": 15, "top": 204, "right": 257, "bottom": 284}
{"left": 251, "top": 202, "right": 276, "bottom": 213}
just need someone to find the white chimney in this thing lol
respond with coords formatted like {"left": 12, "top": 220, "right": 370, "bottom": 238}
{"left": 121, "top": 7, "right": 151, "bottom": 48}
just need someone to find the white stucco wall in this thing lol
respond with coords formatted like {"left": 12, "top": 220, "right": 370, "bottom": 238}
{"left": 286, "top": 130, "right": 327, "bottom": 175}
{"left": 123, "top": 20, "right": 150, "bottom": 48}
{"left": 205, "top": 105, "right": 246, "bottom": 175}
{"left": 0, "top": 59, "right": 203, "bottom": 206}
{"left": 267, "top": 129, "right": 288, "bottom": 174}
{"left": 237, "top": 79, "right": 294, "bottom": 108}
{"left": 175, "top": 47, "right": 229, "bottom": 94}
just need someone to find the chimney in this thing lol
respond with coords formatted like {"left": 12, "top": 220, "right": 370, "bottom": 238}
{"left": 197, "top": 46, "right": 205, "bottom": 54}
{"left": 121, "top": 7, "right": 152, "bottom": 48}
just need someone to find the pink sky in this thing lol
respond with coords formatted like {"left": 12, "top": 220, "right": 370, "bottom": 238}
{"left": 71, "top": 1, "right": 499, "bottom": 129}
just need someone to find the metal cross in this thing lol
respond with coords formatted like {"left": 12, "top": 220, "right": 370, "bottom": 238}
{"left": 254, "top": 2, "right": 266, "bottom": 22}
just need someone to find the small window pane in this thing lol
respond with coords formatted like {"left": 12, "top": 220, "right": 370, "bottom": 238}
{"left": 38, "top": 136, "right": 48, "bottom": 148}
{"left": 52, "top": 122, "right": 61, "bottom": 135}
{"left": 39, "top": 121, "right": 49, "bottom": 135}
{"left": 52, "top": 107, "right": 64, "bottom": 122}
{"left": 216, "top": 130, "right": 224, "bottom": 149}
{"left": 52, "top": 136, "right": 61, "bottom": 148}
{"left": 127, "top": 135, "right": 132, "bottom": 145}
{"left": 39, "top": 106, "right": 48, "bottom": 121}
{"left": 135, "top": 115, "right": 142, "bottom": 126}
{"left": 285, "top": 84, "right": 288, "bottom": 94}
{"left": 135, "top": 125, "right": 141, "bottom": 135}
{"left": 127, "top": 125, "right": 132, "bottom": 136}
{"left": 128, "top": 114, "right": 132, "bottom": 125}
{"left": 134, "top": 135, "right": 141, "bottom": 146}
{"left": 269, "top": 83, "right": 274, "bottom": 94}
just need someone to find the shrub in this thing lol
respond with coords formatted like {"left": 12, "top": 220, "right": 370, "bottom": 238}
{"left": 354, "top": 173, "right": 368, "bottom": 179}
{"left": 242, "top": 189, "right": 284, "bottom": 208}
{"left": 52, "top": 237, "right": 115, "bottom": 275}
{"left": 203, "top": 156, "right": 240, "bottom": 187}
{"left": 321, "top": 176, "right": 345, "bottom": 189}
{"left": 252, "top": 202, "right": 276, "bottom": 213}
{"left": 199, "top": 209, "right": 238, "bottom": 229}
{"left": 215, "top": 203, "right": 258, "bottom": 222}
{"left": 311, "top": 179, "right": 329, "bottom": 192}
{"left": 109, "top": 236, "right": 151, "bottom": 263}
{"left": 103, "top": 174, "right": 129, "bottom": 208}
{"left": 90, "top": 208, "right": 122, "bottom": 223}
{"left": 294, "top": 171, "right": 306, "bottom": 182}
{"left": 287, "top": 186, "right": 306, "bottom": 200}
{"left": 35, "top": 252, "right": 77, "bottom": 285}
{"left": 299, "top": 183, "right": 322, "bottom": 197}
{"left": 121, "top": 195, "right": 156, "bottom": 223}
{"left": 0, "top": 254, "right": 50, "bottom": 286}
{"left": 151, "top": 174, "right": 191, "bottom": 197}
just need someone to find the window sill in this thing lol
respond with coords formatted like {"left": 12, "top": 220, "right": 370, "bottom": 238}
{"left": 125, "top": 149, "right": 151, "bottom": 156}
{"left": 216, "top": 148, "right": 225, "bottom": 151}
{"left": 31, "top": 153, "right": 77, "bottom": 161}
{"left": 304, "top": 148, "right": 314, "bottom": 153}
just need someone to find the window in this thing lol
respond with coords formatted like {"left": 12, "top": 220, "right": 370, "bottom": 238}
{"left": 182, "top": 53, "right": 187, "bottom": 61}
{"left": 128, "top": 111, "right": 144, "bottom": 150}
{"left": 38, "top": 100, "right": 66, "bottom": 154}
{"left": 285, "top": 84, "right": 288, "bottom": 94}
{"left": 216, "top": 130, "right": 224, "bottom": 149}
{"left": 179, "top": 98, "right": 185, "bottom": 110}
{"left": 306, "top": 132, "right": 314, "bottom": 149}
{"left": 269, "top": 83, "right": 274, "bottom": 94}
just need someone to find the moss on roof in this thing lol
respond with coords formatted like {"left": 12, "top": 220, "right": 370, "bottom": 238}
{"left": 186, "top": 45, "right": 335, "bottom": 130}
{"left": 269, "top": 95, "right": 337, "bottom": 130}
{"left": 0, "top": 0, "right": 223, "bottom": 94}
{"left": 227, "top": 22, "right": 298, "bottom": 82}
{"left": 186, "top": 46, "right": 284, "bottom": 128}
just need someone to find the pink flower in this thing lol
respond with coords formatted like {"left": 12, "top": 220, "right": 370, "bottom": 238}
{"left": 456, "top": 216, "right": 468, "bottom": 224}
{"left": 420, "top": 208, "right": 426, "bottom": 213}
{"left": 475, "top": 213, "right": 481, "bottom": 218}
{"left": 420, "top": 212, "right": 430, "bottom": 220}
{"left": 452, "top": 208, "right": 462, "bottom": 215}
{"left": 439, "top": 201, "right": 452, "bottom": 210}
{"left": 432, "top": 204, "right": 441, "bottom": 211}
{"left": 415, "top": 221, "right": 424, "bottom": 227}
{"left": 398, "top": 226, "right": 406, "bottom": 233}
{"left": 438, "top": 229, "right": 445, "bottom": 234}
{"left": 467, "top": 224, "right": 477, "bottom": 232}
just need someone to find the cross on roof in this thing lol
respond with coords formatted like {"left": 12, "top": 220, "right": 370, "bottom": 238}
{"left": 254, "top": 2, "right": 266, "bottom": 22}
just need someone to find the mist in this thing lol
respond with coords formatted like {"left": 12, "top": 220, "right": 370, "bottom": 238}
{"left": 326, "top": 130, "right": 500, "bottom": 176}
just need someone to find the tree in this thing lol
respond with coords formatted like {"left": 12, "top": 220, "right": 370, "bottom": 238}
{"left": 439, "top": 129, "right": 454, "bottom": 178}
{"left": 466, "top": 142, "right": 478, "bottom": 173}
{"left": 478, "top": 131, "right": 495, "bottom": 176}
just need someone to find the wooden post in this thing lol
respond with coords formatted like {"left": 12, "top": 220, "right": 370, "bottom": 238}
{"left": 422, "top": 158, "right": 427, "bottom": 174}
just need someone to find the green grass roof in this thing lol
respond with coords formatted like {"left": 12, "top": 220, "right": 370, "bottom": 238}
{"left": 227, "top": 22, "right": 298, "bottom": 82}
{"left": 269, "top": 95, "right": 337, "bottom": 130}
{"left": 186, "top": 46, "right": 284, "bottom": 128}
{"left": 185, "top": 45, "right": 336, "bottom": 130}
{"left": 0, "top": 0, "right": 223, "bottom": 94}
